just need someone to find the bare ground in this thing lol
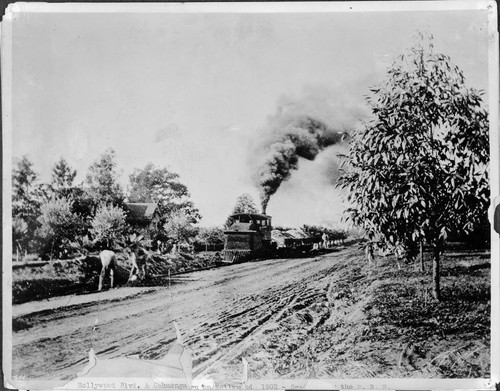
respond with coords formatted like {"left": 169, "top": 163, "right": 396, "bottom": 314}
{"left": 10, "top": 245, "right": 490, "bottom": 382}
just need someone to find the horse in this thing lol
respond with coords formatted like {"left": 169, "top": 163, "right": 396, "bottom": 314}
{"left": 126, "top": 247, "right": 151, "bottom": 282}
{"left": 97, "top": 247, "right": 152, "bottom": 291}
{"left": 98, "top": 250, "right": 117, "bottom": 291}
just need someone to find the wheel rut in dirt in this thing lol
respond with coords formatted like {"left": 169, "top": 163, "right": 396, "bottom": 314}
{"left": 187, "top": 260, "right": 339, "bottom": 378}
{"left": 11, "top": 249, "right": 353, "bottom": 381}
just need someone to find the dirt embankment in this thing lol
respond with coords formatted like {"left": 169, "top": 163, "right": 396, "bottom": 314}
{"left": 12, "top": 251, "right": 225, "bottom": 304}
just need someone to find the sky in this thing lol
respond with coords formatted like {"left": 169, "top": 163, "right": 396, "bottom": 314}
{"left": 10, "top": 5, "right": 491, "bottom": 227}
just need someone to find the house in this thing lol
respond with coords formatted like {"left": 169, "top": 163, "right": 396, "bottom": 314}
{"left": 123, "top": 203, "right": 161, "bottom": 234}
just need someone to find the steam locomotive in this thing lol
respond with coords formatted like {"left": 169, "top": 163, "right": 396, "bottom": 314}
{"left": 223, "top": 213, "right": 314, "bottom": 262}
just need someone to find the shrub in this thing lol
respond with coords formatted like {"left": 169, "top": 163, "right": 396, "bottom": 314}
{"left": 36, "top": 197, "right": 83, "bottom": 259}
{"left": 90, "top": 203, "right": 127, "bottom": 249}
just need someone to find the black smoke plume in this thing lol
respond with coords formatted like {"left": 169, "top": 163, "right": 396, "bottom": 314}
{"left": 256, "top": 116, "right": 344, "bottom": 213}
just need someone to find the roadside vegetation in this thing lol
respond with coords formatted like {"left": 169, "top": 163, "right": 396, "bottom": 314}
{"left": 12, "top": 150, "right": 226, "bottom": 261}
{"left": 11, "top": 150, "right": 236, "bottom": 303}
{"left": 12, "top": 251, "right": 228, "bottom": 305}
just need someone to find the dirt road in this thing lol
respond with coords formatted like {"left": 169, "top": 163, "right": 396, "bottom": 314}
{"left": 12, "top": 248, "right": 354, "bottom": 381}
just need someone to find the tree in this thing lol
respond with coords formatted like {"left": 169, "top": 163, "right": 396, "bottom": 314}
{"left": 163, "top": 209, "right": 198, "bottom": 247}
{"left": 301, "top": 225, "right": 348, "bottom": 246}
{"left": 226, "top": 193, "right": 259, "bottom": 226}
{"left": 301, "top": 225, "right": 325, "bottom": 244}
{"left": 37, "top": 197, "right": 83, "bottom": 259}
{"left": 338, "top": 34, "right": 489, "bottom": 300}
{"left": 325, "top": 228, "right": 349, "bottom": 244}
{"left": 128, "top": 163, "right": 201, "bottom": 222}
{"left": 195, "top": 226, "right": 225, "bottom": 251}
{"left": 90, "top": 204, "right": 127, "bottom": 249}
{"left": 66, "top": 186, "right": 96, "bottom": 221}
{"left": 48, "top": 158, "right": 96, "bottom": 222}
{"left": 12, "top": 217, "right": 28, "bottom": 260}
{"left": 85, "top": 149, "right": 124, "bottom": 207}
{"left": 12, "top": 156, "right": 45, "bottom": 245}
{"left": 51, "top": 158, "right": 77, "bottom": 190}
{"left": 50, "top": 158, "right": 77, "bottom": 198}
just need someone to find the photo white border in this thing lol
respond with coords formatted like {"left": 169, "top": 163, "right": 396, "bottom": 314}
{"left": 488, "top": 0, "right": 500, "bottom": 387}
{"left": 2, "top": 3, "right": 14, "bottom": 389}
{"left": 2, "top": 1, "right": 498, "bottom": 390}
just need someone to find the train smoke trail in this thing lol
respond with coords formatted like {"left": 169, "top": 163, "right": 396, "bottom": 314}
{"left": 256, "top": 116, "right": 345, "bottom": 213}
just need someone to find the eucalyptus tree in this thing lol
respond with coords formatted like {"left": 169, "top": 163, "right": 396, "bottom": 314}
{"left": 339, "top": 34, "right": 489, "bottom": 300}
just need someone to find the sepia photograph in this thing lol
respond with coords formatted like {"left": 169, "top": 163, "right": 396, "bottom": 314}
{"left": 2, "top": 2, "right": 498, "bottom": 390}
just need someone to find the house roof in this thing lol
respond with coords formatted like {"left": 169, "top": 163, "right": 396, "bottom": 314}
{"left": 123, "top": 203, "right": 158, "bottom": 223}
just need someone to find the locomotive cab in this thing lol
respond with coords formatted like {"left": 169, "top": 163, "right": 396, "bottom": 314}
{"left": 224, "top": 213, "right": 273, "bottom": 262}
